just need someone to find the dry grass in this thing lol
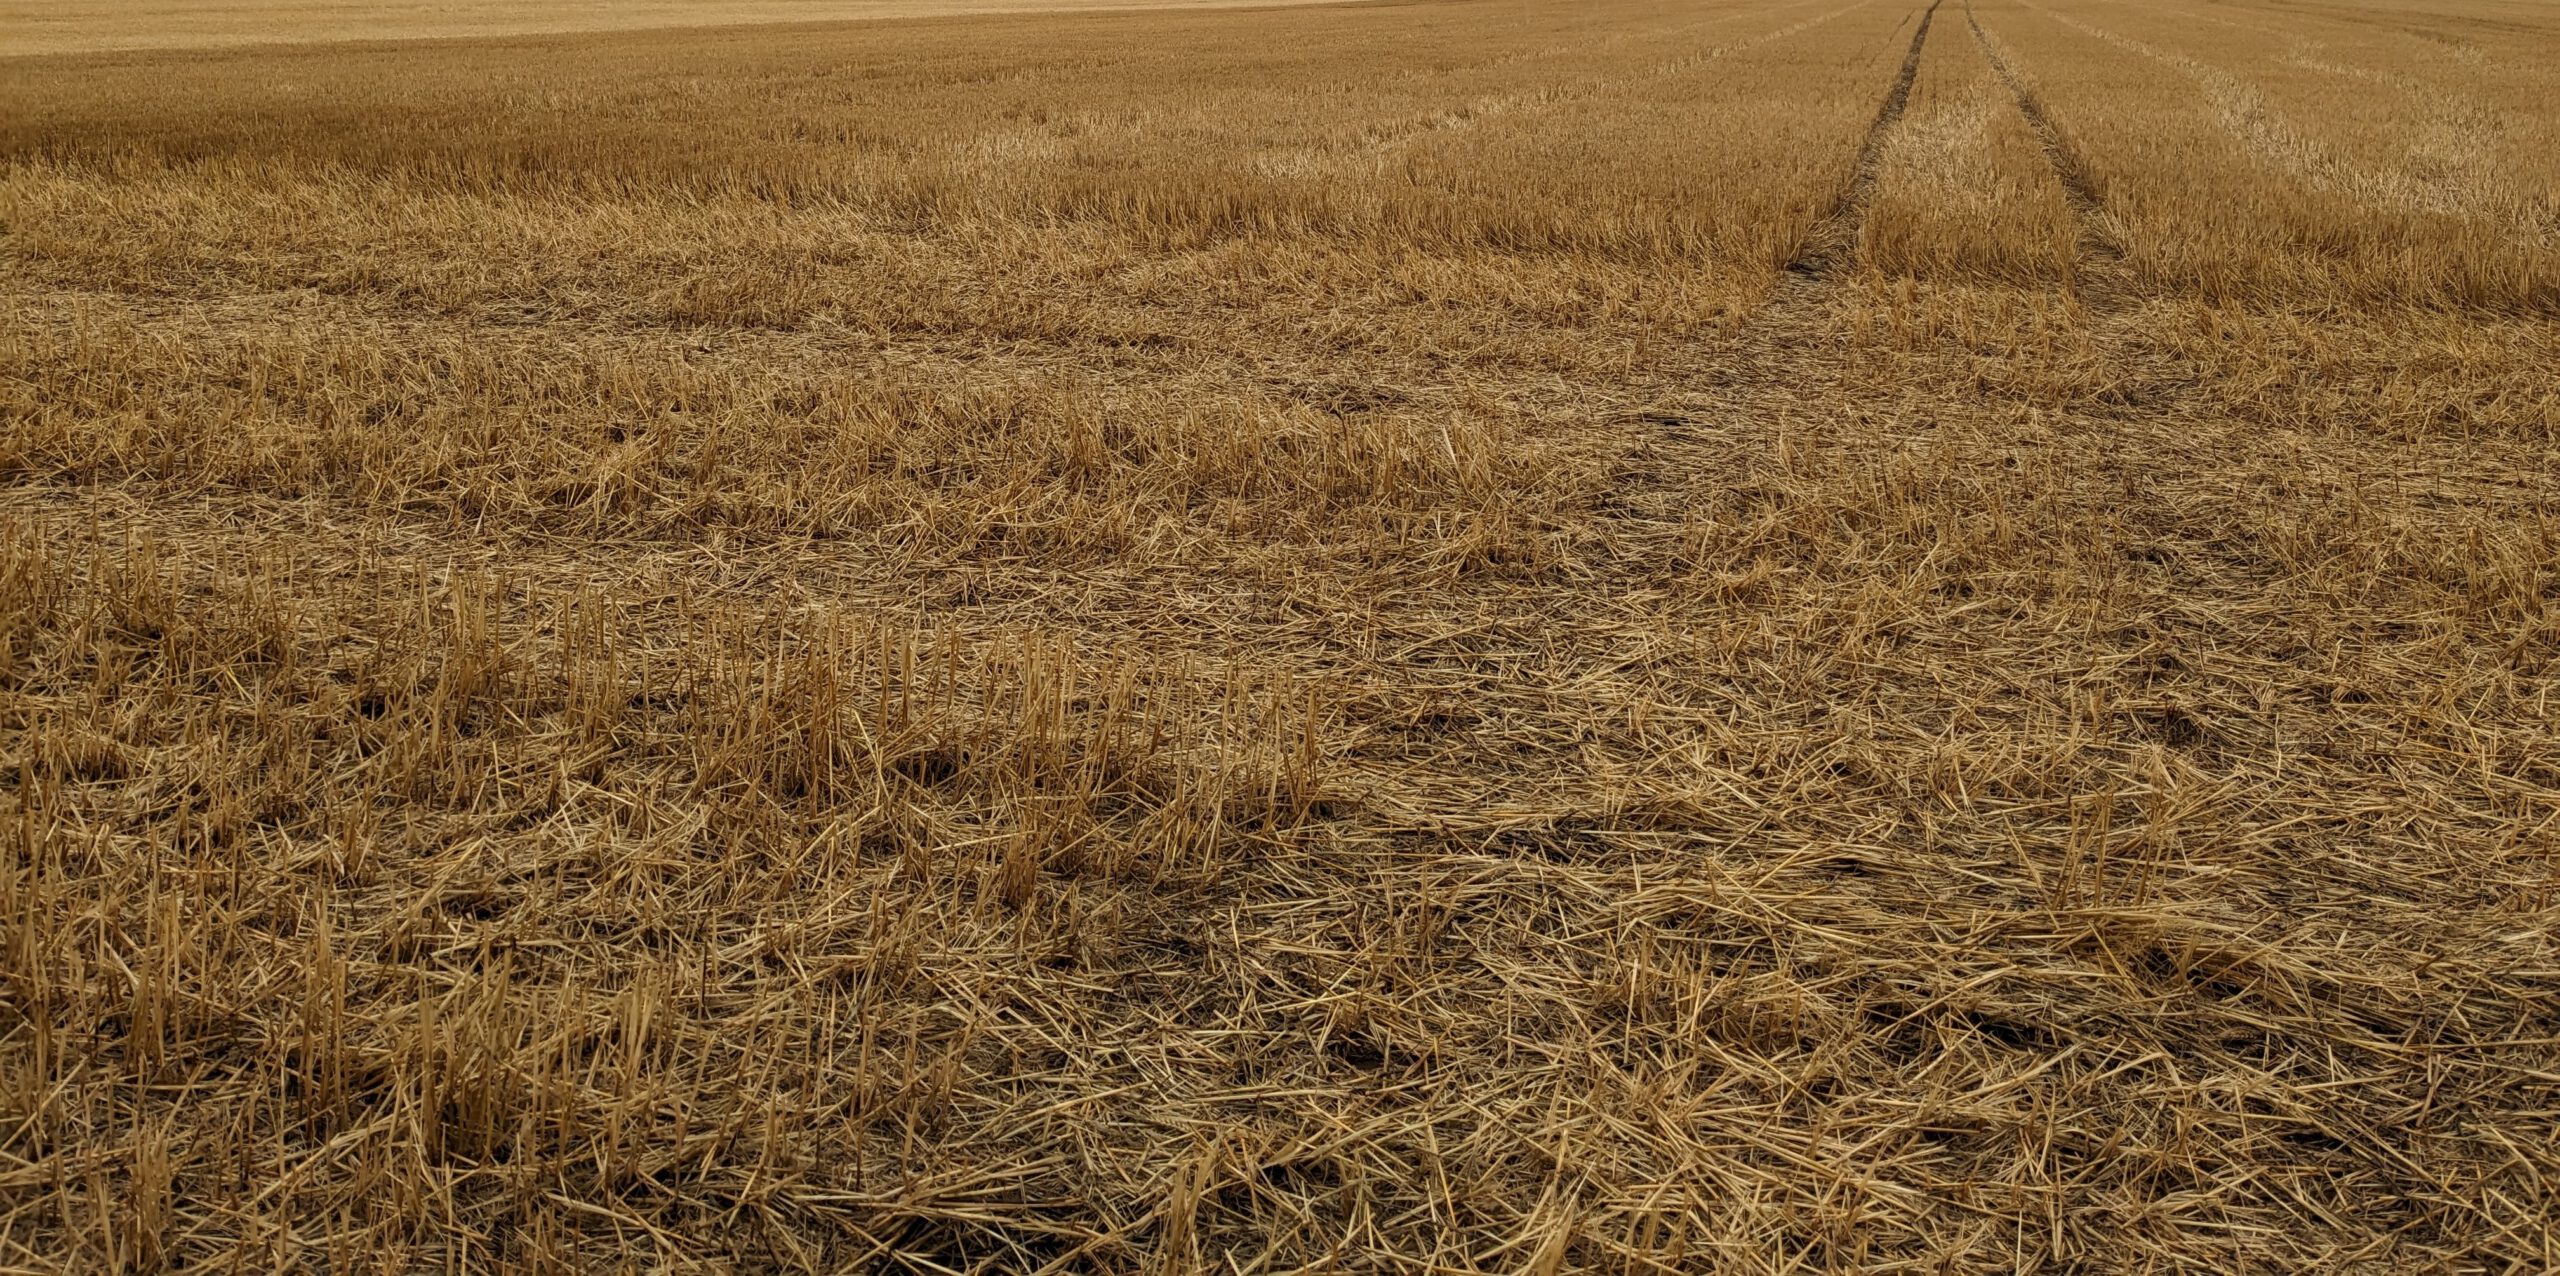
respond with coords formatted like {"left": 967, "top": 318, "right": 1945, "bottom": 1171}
{"left": 1984, "top": 0, "right": 2558, "bottom": 310}
{"left": 0, "top": 0, "right": 1369, "bottom": 57}
{"left": 4, "top": 0, "right": 2559, "bottom": 1269}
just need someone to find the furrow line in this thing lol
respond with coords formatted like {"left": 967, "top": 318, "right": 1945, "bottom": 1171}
{"left": 1781, "top": 0, "right": 1944, "bottom": 280}
{"left": 1963, "top": 0, "right": 2130, "bottom": 305}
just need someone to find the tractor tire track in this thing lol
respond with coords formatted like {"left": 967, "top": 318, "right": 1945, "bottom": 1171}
{"left": 1782, "top": 0, "right": 1944, "bottom": 280}
{"left": 2015, "top": 0, "right": 2499, "bottom": 225}
{"left": 1593, "top": 0, "right": 1948, "bottom": 564}
{"left": 1963, "top": 0, "right": 2131, "bottom": 307}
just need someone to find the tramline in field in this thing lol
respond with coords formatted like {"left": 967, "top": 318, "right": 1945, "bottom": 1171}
{"left": 3, "top": 0, "right": 2556, "bottom": 1268}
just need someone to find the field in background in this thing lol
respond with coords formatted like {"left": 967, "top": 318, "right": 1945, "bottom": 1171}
{"left": 3, "top": 0, "right": 2558, "bottom": 1268}
{"left": 0, "top": 0, "right": 1364, "bottom": 57}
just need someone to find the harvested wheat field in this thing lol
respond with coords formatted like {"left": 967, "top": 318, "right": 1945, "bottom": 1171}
{"left": 3, "top": 0, "right": 2558, "bottom": 1268}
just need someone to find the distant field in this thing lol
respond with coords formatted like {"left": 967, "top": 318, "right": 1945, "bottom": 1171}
{"left": 4, "top": 0, "right": 2558, "bottom": 1269}
{"left": 0, "top": 0, "right": 1354, "bottom": 56}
